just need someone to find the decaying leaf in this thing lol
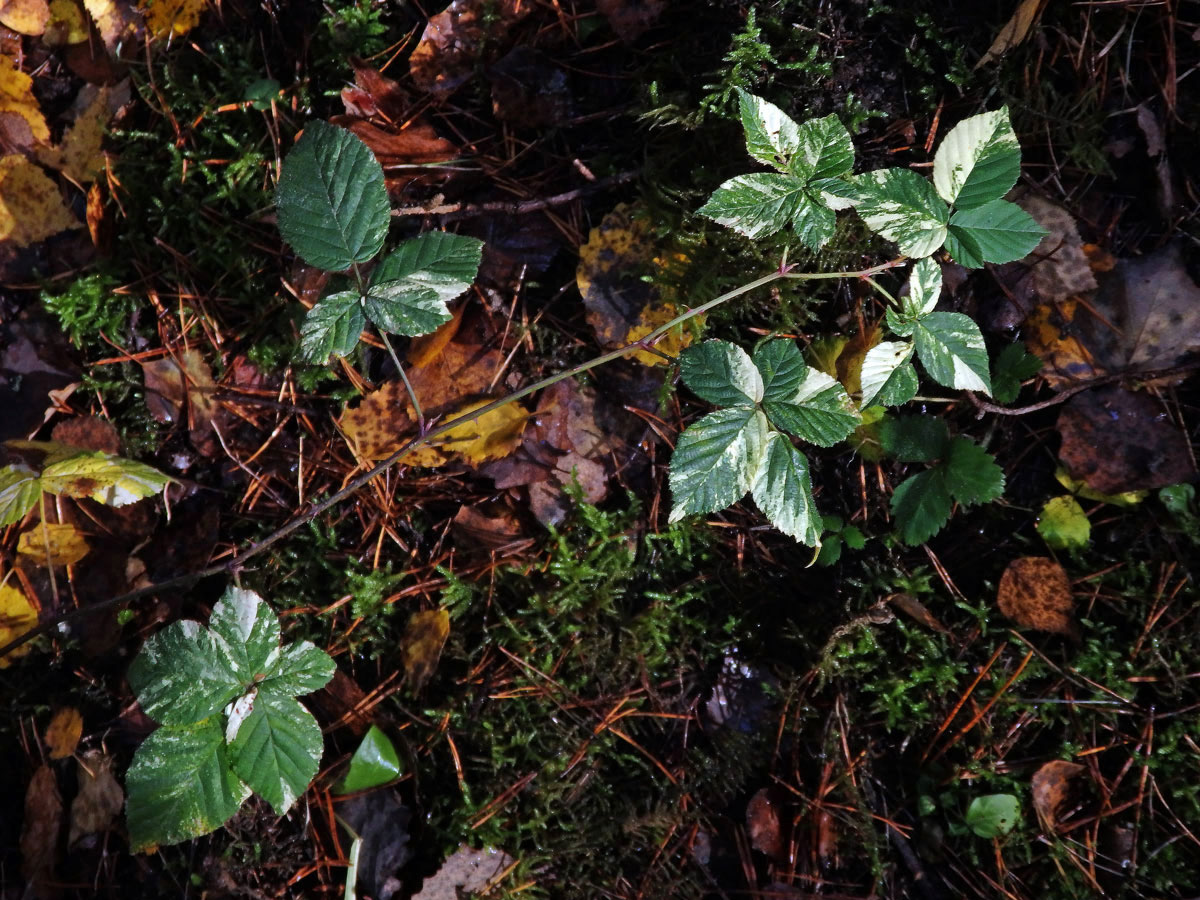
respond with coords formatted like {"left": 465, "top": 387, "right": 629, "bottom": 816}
{"left": 0, "top": 155, "right": 80, "bottom": 247}
{"left": 0, "top": 0, "right": 50, "bottom": 34}
{"left": 885, "top": 592, "right": 950, "bottom": 633}
{"left": 746, "top": 786, "right": 786, "bottom": 861}
{"left": 410, "top": 0, "right": 533, "bottom": 95}
{"left": 596, "top": 0, "right": 666, "bottom": 42}
{"left": 0, "top": 55, "right": 49, "bottom": 143}
{"left": 82, "top": 0, "right": 137, "bottom": 50}
{"left": 21, "top": 764, "right": 62, "bottom": 890}
{"left": 435, "top": 399, "right": 529, "bottom": 466}
{"left": 50, "top": 415, "right": 121, "bottom": 454}
{"left": 18, "top": 522, "right": 91, "bottom": 567}
{"left": 138, "top": 0, "right": 205, "bottom": 39}
{"left": 1019, "top": 195, "right": 1097, "bottom": 303}
{"left": 0, "top": 579, "right": 38, "bottom": 666}
{"left": 400, "top": 609, "right": 450, "bottom": 693}
{"left": 1035, "top": 496, "right": 1090, "bottom": 551}
{"left": 996, "top": 556, "right": 1076, "bottom": 637}
{"left": 1057, "top": 386, "right": 1195, "bottom": 495}
{"left": 1031, "top": 759, "right": 1087, "bottom": 832}
{"left": 44, "top": 706, "right": 84, "bottom": 759}
{"left": 141, "top": 349, "right": 218, "bottom": 454}
{"left": 412, "top": 844, "right": 516, "bottom": 900}
{"left": 43, "top": 0, "right": 89, "bottom": 44}
{"left": 576, "top": 204, "right": 696, "bottom": 365}
{"left": 36, "top": 85, "right": 114, "bottom": 186}
{"left": 975, "top": 0, "right": 1047, "bottom": 68}
{"left": 69, "top": 750, "right": 124, "bottom": 846}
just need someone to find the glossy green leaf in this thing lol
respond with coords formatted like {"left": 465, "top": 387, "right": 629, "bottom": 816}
{"left": 258, "top": 640, "right": 337, "bottom": 698}
{"left": 750, "top": 432, "right": 821, "bottom": 545}
{"left": 127, "top": 619, "right": 244, "bottom": 727}
{"left": 297, "top": 291, "right": 367, "bottom": 364}
{"left": 946, "top": 199, "right": 1047, "bottom": 267}
{"left": 860, "top": 342, "right": 917, "bottom": 407}
{"left": 966, "top": 793, "right": 1021, "bottom": 838}
{"left": 763, "top": 368, "right": 860, "bottom": 447}
{"left": 207, "top": 587, "right": 281, "bottom": 680}
{"left": 891, "top": 468, "right": 952, "bottom": 545}
{"left": 0, "top": 465, "right": 41, "bottom": 526}
{"left": 372, "top": 232, "right": 483, "bottom": 303}
{"left": 932, "top": 108, "right": 1020, "bottom": 209}
{"left": 752, "top": 339, "right": 807, "bottom": 402}
{"left": 737, "top": 89, "right": 802, "bottom": 174}
{"left": 1037, "top": 495, "right": 1090, "bottom": 550}
{"left": 680, "top": 340, "right": 763, "bottom": 407}
{"left": 697, "top": 173, "right": 807, "bottom": 240}
{"left": 228, "top": 692, "right": 324, "bottom": 815}
{"left": 275, "top": 120, "right": 390, "bottom": 272}
{"left": 125, "top": 717, "right": 250, "bottom": 851}
{"left": 362, "top": 283, "right": 447, "bottom": 337}
{"left": 668, "top": 407, "right": 768, "bottom": 521}
{"left": 913, "top": 312, "right": 992, "bottom": 394}
{"left": 336, "top": 724, "right": 403, "bottom": 794}
{"left": 991, "top": 342, "right": 1043, "bottom": 404}
{"left": 847, "top": 168, "right": 949, "bottom": 258}
{"left": 944, "top": 436, "right": 1005, "bottom": 506}
{"left": 879, "top": 415, "right": 949, "bottom": 463}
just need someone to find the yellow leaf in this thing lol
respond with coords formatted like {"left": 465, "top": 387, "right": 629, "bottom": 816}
{"left": 0, "top": 56, "right": 49, "bottom": 143}
{"left": 38, "top": 449, "right": 171, "bottom": 506}
{"left": 17, "top": 522, "right": 91, "bottom": 567}
{"left": 44, "top": 0, "right": 89, "bottom": 44}
{"left": 976, "top": 0, "right": 1047, "bottom": 69}
{"left": 805, "top": 335, "right": 849, "bottom": 379}
{"left": 81, "top": 0, "right": 135, "bottom": 49}
{"left": 0, "top": 155, "right": 79, "bottom": 247}
{"left": 623, "top": 302, "right": 696, "bottom": 367}
{"left": 44, "top": 707, "right": 84, "bottom": 759}
{"left": 400, "top": 609, "right": 449, "bottom": 693}
{"left": 1053, "top": 467, "right": 1146, "bottom": 507}
{"left": 36, "top": 86, "right": 110, "bottom": 186}
{"left": 139, "top": 0, "right": 205, "bottom": 39}
{"left": 0, "top": 0, "right": 50, "bottom": 34}
{"left": 0, "top": 579, "right": 38, "bottom": 668}
{"left": 435, "top": 399, "right": 528, "bottom": 465}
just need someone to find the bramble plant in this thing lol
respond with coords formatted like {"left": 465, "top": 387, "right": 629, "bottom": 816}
{"left": 124, "top": 587, "right": 335, "bottom": 850}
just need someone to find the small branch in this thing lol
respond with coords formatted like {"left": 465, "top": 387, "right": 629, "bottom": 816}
{"left": 965, "top": 361, "right": 1200, "bottom": 417}
{"left": 390, "top": 172, "right": 639, "bottom": 222}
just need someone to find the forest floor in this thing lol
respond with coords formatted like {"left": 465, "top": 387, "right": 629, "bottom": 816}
{"left": 1, "top": 1, "right": 1199, "bottom": 898}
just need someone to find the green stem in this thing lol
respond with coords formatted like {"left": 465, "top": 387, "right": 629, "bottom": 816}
{"left": 380, "top": 331, "right": 424, "bottom": 431}
{"left": 0, "top": 256, "right": 907, "bottom": 660}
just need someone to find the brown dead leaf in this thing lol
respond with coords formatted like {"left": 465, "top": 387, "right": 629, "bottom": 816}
{"left": 412, "top": 845, "right": 515, "bottom": 900}
{"left": 0, "top": 55, "right": 49, "bottom": 144}
{"left": 1056, "top": 386, "right": 1194, "bottom": 495}
{"left": 1019, "top": 195, "right": 1097, "bottom": 303}
{"left": 85, "top": 181, "right": 106, "bottom": 249}
{"left": 996, "top": 557, "right": 1076, "bottom": 637}
{"left": 0, "top": 155, "right": 80, "bottom": 247}
{"left": 0, "top": 0, "right": 49, "bottom": 35}
{"left": 50, "top": 415, "right": 120, "bottom": 454}
{"left": 452, "top": 503, "right": 527, "bottom": 552}
{"left": 409, "top": 0, "right": 533, "bottom": 95}
{"left": 407, "top": 305, "right": 465, "bottom": 368}
{"left": 746, "top": 787, "right": 786, "bottom": 862}
{"left": 18, "top": 522, "right": 91, "bottom": 567}
{"left": 1031, "top": 759, "right": 1087, "bottom": 833}
{"left": 400, "top": 608, "right": 450, "bottom": 693}
{"left": 81, "top": 0, "right": 136, "bottom": 51}
{"left": 44, "top": 707, "right": 83, "bottom": 759}
{"left": 21, "top": 764, "right": 62, "bottom": 892}
{"left": 885, "top": 592, "right": 949, "bottom": 633}
{"left": 36, "top": 84, "right": 112, "bottom": 185}
{"left": 138, "top": 0, "right": 204, "bottom": 39}
{"left": 68, "top": 750, "right": 123, "bottom": 846}
{"left": 596, "top": 0, "right": 666, "bottom": 42}
{"left": 0, "top": 110, "right": 35, "bottom": 155}
{"left": 141, "top": 349, "right": 217, "bottom": 455}
{"left": 975, "top": 0, "right": 1047, "bottom": 68}
{"left": 0, "top": 579, "right": 38, "bottom": 667}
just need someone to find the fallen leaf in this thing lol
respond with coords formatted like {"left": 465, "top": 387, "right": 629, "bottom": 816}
{"left": 452, "top": 503, "right": 528, "bottom": 551}
{"left": 43, "top": 0, "right": 89, "bottom": 44}
{"left": 0, "top": 154, "right": 80, "bottom": 247}
{"left": 0, "top": 110, "right": 36, "bottom": 155}
{"left": 140, "top": 349, "right": 217, "bottom": 454}
{"left": 1019, "top": 195, "right": 1097, "bottom": 303}
{"left": 623, "top": 301, "right": 692, "bottom": 367}
{"left": 0, "top": 578, "right": 38, "bottom": 667}
{"left": 436, "top": 399, "right": 529, "bottom": 465}
{"left": 996, "top": 556, "right": 1076, "bottom": 637}
{"left": 18, "top": 522, "right": 91, "bottom": 567}
{"left": 1057, "top": 386, "right": 1195, "bottom": 495}
{"left": 80, "top": 0, "right": 136, "bottom": 51}
{"left": 1031, "top": 759, "right": 1087, "bottom": 833}
{"left": 409, "top": 0, "right": 533, "bottom": 95}
{"left": 0, "top": 0, "right": 49, "bottom": 34}
{"left": 338, "top": 791, "right": 413, "bottom": 899}
{"left": 885, "top": 592, "right": 949, "bottom": 633}
{"left": 975, "top": 0, "right": 1048, "bottom": 68}
{"left": 1036, "top": 496, "right": 1090, "bottom": 551}
{"left": 20, "top": 764, "right": 62, "bottom": 891}
{"left": 0, "top": 55, "right": 49, "bottom": 142}
{"left": 138, "top": 0, "right": 204, "bottom": 38}
{"left": 746, "top": 787, "right": 786, "bottom": 862}
{"left": 400, "top": 608, "right": 449, "bottom": 693}
{"left": 36, "top": 84, "right": 111, "bottom": 185}
{"left": 68, "top": 750, "right": 124, "bottom": 846}
{"left": 413, "top": 844, "right": 515, "bottom": 900}
{"left": 407, "top": 305, "right": 465, "bottom": 368}
{"left": 596, "top": 0, "right": 666, "bottom": 42}
{"left": 1053, "top": 468, "right": 1144, "bottom": 507}
{"left": 50, "top": 415, "right": 121, "bottom": 454}
{"left": 44, "top": 706, "right": 84, "bottom": 759}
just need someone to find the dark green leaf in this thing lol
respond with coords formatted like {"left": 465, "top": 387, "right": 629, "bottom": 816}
{"left": 932, "top": 109, "right": 1021, "bottom": 209}
{"left": 275, "top": 120, "right": 390, "bottom": 272}
{"left": 913, "top": 312, "right": 991, "bottom": 394}
{"left": 891, "top": 468, "right": 953, "bottom": 545}
{"left": 336, "top": 724, "right": 403, "bottom": 794}
{"left": 297, "top": 291, "right": 367, "bottom": 364}
{"left": 762, "top": 369, "right": 860, "bottom": 447}
{"left": 991, "top": 343, "right": 1042, "bottom": 404}
{"left": 362, "top": 283, "right": 447, "bottom": 337}
{"left": 752, "top": 339, "right": 807, "bottom": 403}
{"left": 125, "top": 717, "right": 250, "bottom": 851}
{"left": 750, "top": 432, "right": 821, "bottom": 545}
{"left": 258, "top": 641, "right": 336, "bottom": 698}
{"left": 127, "top": 620, "right": 244, "bottom": 727}
{"left": 790, "top": 192, "right": 838, "bottom": 250}
{"left": 668, "top": 407, "right": 768, "bottom": 521}
{"left": 371, "top": 232, "right": 484, "bottom": 304}
{"left": 207, "top": 587, "right": 281, "bottom": 681}
{"left": 228, "top": 693, "right": 324, "bottom": 815}
{"left": 796, "top": 114, "right": 854, "bottom": 181}
{"left": 947, "top": 200, "right": 1047, "bottom": 266}
{"left": 842, "top": 525, "right": 867, "bottom": 550}
{"left": 879, "top": 415, "right": 950, "bottom": 462}
{"left": 944, "top": 436, "right": 1005, "bottom": 506}
{"left": 679, "top": 341, "right": 763, "bottom": 407}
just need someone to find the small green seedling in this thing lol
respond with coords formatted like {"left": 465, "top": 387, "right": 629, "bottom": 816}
{"left": 125, "top": 587, "right": 335, "bottom": 850}
{"left": 335, "top": 724, "right": 403, "bottom": 794}
{"left": 965, "top": 793, "right": 1021, "bottom": 839}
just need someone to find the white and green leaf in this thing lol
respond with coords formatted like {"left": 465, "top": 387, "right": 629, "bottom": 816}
{"left": 790, "top": 193, "right": 838, "bottom": 250}
{"left": 0, "top": 464, "right": 43, "bottom": 526}
{"left": 125, "top": 717, "right": 251, "bottom": 852}
{"left": 275, "top": 120, "right": 390, "bottom": 272}
{"left": 207, "top": 588, "right": 281, "bottom": 681}
{"left": 796, "top": 114, "right": 854, "bottom": 181}
{"left": 752, "top": 339, "right": 807, "bottom": 402}
{"left": 39, "top": 452, "right": 171, "bottom": 508}
{"left": 362, "top": 283, "right": 448, "bottom": 337}
{"left": 297, "top": 291, "right": 367, "bottom": 364}
{"left": 258, "top": 640, "right": 337, "bottom": 699}
{"left": 698, "top": 173, "right": 808, "bottom": 240}
{"left": 945, "top": 199, "right": 1047, "bottom": 267}
{"left": 228, "top": 692, "right": 324, "bottom": 815}
{"left": 750, "top": 432, "right": 821, "bottom": 545}
{"left": 860, "top": 341, "right": 918, "bottom": 407}
{"left": 932, "top": 108, "right": 1020, "bottom": 209}
{"left": 762, "top": 368, "right": 860, "bottom": 447}
{"left": 848, "top": 168, "right": 949, "bottom": 258}
{"left": 737, "top": 89, "right": 803, "bottom": 174}
{"left": 127, "top": 620, "right": 245, "bottom": 727}
{"left": 371, "top": 232, "right": 484, "bottom": 304}
{"left": 903, "top": 257, "right": 942, "bottom": 319}
{"left": 679, "top": 340, "right": 763, "bottom": 407}
{"left": 668, "top": 407, "right": 768, "bottom": 521}
{"left": 913, "top": 312, "right": 992, "bottom": 394}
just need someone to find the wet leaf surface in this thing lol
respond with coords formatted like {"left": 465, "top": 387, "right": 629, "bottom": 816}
{"left": 400, "top": 608, "right": 450, "bottom": 693}
{"left": 68, "top": 750, "right": 124, "bottom": 846}
{"left": 1031, "top": 759, "right": 1087, "bottom": 833}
